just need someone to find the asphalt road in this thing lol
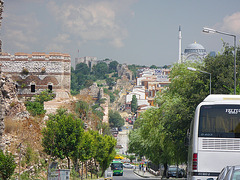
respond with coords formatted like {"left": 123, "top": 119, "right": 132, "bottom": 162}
{"left": 112, "top": 169, "right": 160, "bottom": 180}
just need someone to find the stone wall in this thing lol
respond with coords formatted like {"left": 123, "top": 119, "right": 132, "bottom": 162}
{"left": 0, "top": 65, "right": 4, "bottom": 151}
{"left": 0, "top": 52, "right": 71, "bottom": 98}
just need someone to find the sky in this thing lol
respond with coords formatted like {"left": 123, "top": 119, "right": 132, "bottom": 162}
{"left": 2, "top": 0, "right": 240, "bottom": 67}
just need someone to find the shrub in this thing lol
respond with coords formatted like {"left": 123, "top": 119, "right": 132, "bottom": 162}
{"left": 22, "top": 68, "right": 29, "bottom": 75}
{"left": 0, "top": 150, "right": 16, "bottom": 180}
{"left": 25, "top": 101, "right": 46, "bottom": 116}
{"left": 25, "top": 90, "right": 55, "bottom": 116}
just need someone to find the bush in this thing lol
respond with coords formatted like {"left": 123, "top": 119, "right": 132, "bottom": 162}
{"left": 0, "top": 150, "right": 16, "bottom": 180}
{"left": 25, "top": 101, "right": 46, "bottom": 116}
{"left": 25, "top": 90, "right": 54, "bottom": 116}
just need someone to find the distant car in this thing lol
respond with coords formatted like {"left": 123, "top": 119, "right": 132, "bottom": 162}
{"left": 217, "top": 166, "right": 232, "bottom": 180}
{"left": 123, "top": 163, "right": 134, "bottom": 169}
{"left": 167, "top": 166, "right": 184, "bottom": 178}
{"left": 217, "top": 165, "right": 240, "bottom": 180}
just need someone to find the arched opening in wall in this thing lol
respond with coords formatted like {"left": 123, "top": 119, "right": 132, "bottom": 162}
{"left": 48, "top": 84, "right": 53, "bottom": 92}
{"left": 31, "top": 84, "right": 35, "bottom": 92}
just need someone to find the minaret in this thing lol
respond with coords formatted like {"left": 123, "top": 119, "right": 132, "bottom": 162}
{"left": 178, "top": 25, "right": 182, "bottom": 63}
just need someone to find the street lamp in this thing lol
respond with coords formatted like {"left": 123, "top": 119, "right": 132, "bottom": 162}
{"left": 187, "top": 67, "right": 211, "bottom": 94}
{"left": 203, "top": 27, "right": 236, "bottom": 94}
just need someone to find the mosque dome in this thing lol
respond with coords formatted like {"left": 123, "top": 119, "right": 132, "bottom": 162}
{"left": 184, "top": 42, "right": 206, "bottom": 55}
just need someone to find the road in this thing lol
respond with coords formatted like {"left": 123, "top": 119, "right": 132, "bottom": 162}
{"left": 113, "top": 169, "right": 159, "bottom": 180}
{"left": 117, "top": 129, "right": 128, "bottom": 154}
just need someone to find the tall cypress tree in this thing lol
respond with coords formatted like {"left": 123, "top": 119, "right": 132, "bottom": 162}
{"left": 131, "top": 95, "right": 138, "bottom": 114}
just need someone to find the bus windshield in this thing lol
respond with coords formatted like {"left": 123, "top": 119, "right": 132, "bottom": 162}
{"left": 198, "top": 105, "right": 240, "bottom": 138}
{"left": 111, "top": 163, "right": 123, "bottom": 170}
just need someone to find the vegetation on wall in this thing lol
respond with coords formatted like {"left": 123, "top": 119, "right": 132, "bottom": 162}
{"left": 25, "top": 90, "right": 55, "bottom": 116}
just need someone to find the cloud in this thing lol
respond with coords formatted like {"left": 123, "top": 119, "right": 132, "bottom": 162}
{"left": 215, "top": 12, "right": 240, "bottom": 34}
{"left": 44, "top": 33, "right": 71, "bottom": 52}
{"left": 47, "top": 0, "right": 135, "bottom": 48}
{"left": 3, "top": 13, "right": 39, "bottom": 51}
{"left": 53, "top": 33, "right": 71, "bottom": 44}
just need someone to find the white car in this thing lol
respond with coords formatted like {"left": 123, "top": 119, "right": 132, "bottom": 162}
{"left": 123, "top": 163, "right": 134, "bottom": 169}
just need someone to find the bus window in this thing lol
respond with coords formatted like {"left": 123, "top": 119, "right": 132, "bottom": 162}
{"left": 199, "top": 105, "right": 240, "bottom": 138}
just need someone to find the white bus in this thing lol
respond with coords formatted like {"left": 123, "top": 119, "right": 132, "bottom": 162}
{"left": 187, "top": 94, "right": 240, "bottom": 180}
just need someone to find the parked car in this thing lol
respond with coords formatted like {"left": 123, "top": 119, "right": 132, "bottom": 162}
{"left": 216, "top": 166, "right": 232, "bottom": 180}
{"left": 123, "top": 163, "right": 134, "bottom": 169}
{"left": 167, "top": 166, "right": 185, "bottom": 178}
{"left": 216, "top": 165, "right": 240, "bottom": 180}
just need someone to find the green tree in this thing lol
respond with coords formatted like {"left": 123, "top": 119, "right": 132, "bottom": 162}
{"left": 131, "top": 95, "right": 138, "bottom": 114}
{"left": 42, "top": 108, "right": 84, "bottom": 169}
{"left": 128, "top": 43, "right": 240, "bottom": 172}
{"left": 84, "top": 79, "right": 94, "bottom": 88}
{"left": 106, "top": 77, "right": 115, "bottom": 89}
{"left": 0, "top": 150, "right": 16, "bottom": 180}
{"left": 71, "top": 68, "right": 80, "bottom": 95}
{"left": 94, "top": 134, "right": 116, "bottom": 176}
{"left": 75, "top": 63, "right": 90, "bottom": 75}
{"left": 92, "top": 62, "right": 108, "bottom": 79}
{"left": 77, "top": 130, "right": 97, "bottom": 178}
{"left": 150, "top": 65, "right": 157, "bottom": 69}
{"left": 204, "top": 43, "right": 240, "bottom": 94}
{"left": 75, "top": 100, "right": 90, "bottom": 121}
{"left": 108, "top": 110, "right": 124, "bottom": 128}
{"left": 109, "top": 61, "right": 119, "bottom": 72}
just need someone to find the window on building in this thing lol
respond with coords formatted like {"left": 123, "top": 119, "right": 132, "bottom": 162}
{"left": 31, "top": 84, "right": 35, "bottom": 92}
{"left": 48, "top": 85, "right": 53, "bottom": 92}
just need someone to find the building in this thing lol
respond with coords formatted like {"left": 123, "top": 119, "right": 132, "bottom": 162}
{"left": 126, "top": 68, "right": 171, "bottom": 113}
{"left": 178, "top": 26, "right": 207, "bottom": 63}
{"left": 181, "top": 42, "right": 207, "bottom": 63}
{"left": 0, "top": 52, "right": 71, "bottom": 99}
{"left": 75, "top": 56, "right": 97, "bottom": 69}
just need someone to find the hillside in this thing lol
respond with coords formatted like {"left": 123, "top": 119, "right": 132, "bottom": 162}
{"left": 0, "top": 71, "right": 133, "bottom": 179}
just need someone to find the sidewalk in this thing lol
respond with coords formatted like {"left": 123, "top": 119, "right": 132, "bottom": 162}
{"left": 133, "top": 169, "right": 161, "bottom": 178}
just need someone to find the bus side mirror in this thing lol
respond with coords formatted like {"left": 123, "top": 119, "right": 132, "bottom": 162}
{"left": 110, "top": 164, "right": 113, "bottom": 170}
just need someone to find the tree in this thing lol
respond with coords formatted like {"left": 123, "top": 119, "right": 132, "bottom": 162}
{"left": 75, "top": 63, "right": 90, "bottom": 75}
{"left": 150, "top": 65, "right": 157, "bottom": 69}
{"left": 75, "top": 100, "right": 90, "bottom": 121}
{"left": 92, "top": 62, "right": 108, "bottom": 79}
{"left": 0, "top": 150, "right": 16, "bottom": 180}
{"left": 128, "top": 43, "right": 240, "bottom": 172}
{"left": 84, "top": 79, "right": 94, "bottom": 88}
{"left": 106, "top": 77, "right": 115, "bottom": 89}
{"left": 131, "top": 95, "right": 138, "bottom": 114}
{"left": 108, "top": 110, "right": 124, "bottom": 128}
{"left": 109, "top": 61, "right": 119, "bottom": 72}
{"left": 77, "top": 130, "right": 97, "bottom": 178}
{"left": 204, "top": 43, "right": 240, "bottom": 94}
{"left": 94, "top": 134, "right": 116, "bottom": 176}
{"left": 42, "top": 108, "right": 84, "bottom": 169}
